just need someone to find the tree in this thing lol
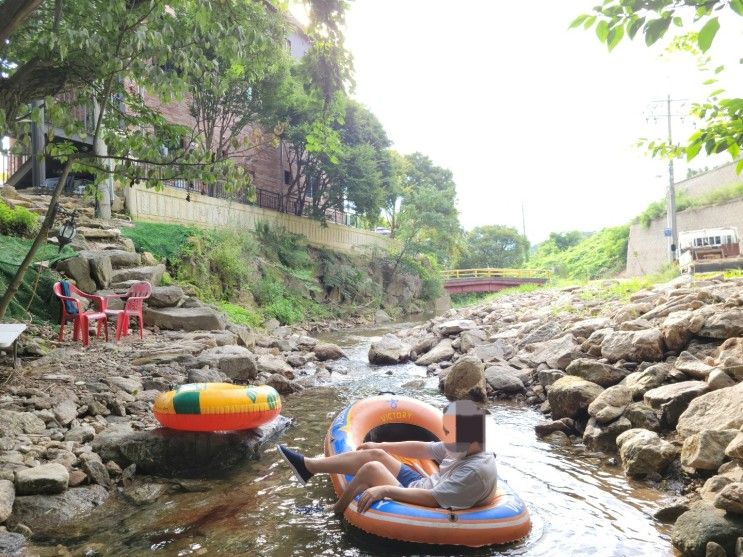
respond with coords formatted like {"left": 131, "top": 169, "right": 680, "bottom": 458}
{"left": 573, "top": 1, "right": 743, "bottom": 170}
{"left": 458, "top": 225, "right": 529, "bottom": 269}
{"left": 381, "top": 150, "right": 408, "bottom": 237}
{"left": 390, "top": 153, "right": 461, "bottom": 276}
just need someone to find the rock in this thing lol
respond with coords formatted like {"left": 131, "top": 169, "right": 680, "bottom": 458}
{"left": 0, "top": 532, "right": 26, "bottom": 557}
{"left": 624, "top": 402, "right": 661, "bottom": 431}
{"left": 701, "top": 308, "right": 743, "bottom": 339}
{"left": 677, "top": 383, "right": 743, "bottom": 438}
{"left": 11, "top": 485, "right": 109, "bottom": 535}
{"left": 100, "top": 249, "right": 141, "bottom": 268}
{"left": 521, "top": 322, "right": 563, "bottom": 346}
{"left": 14, "top": 463, "right": 69, "bottom": 495}
{"left": 726, "top": 433, "right": 743, "bottom": 460}
{"left": 143, "top": 306, "right": 226, "bottom": 331}
{"left": 714, "top": 338, "right": 743, "bottom": 382}
{"left": 471, "top": 340, "right": 513, "bottom": 362}
{"left": 256, "top": 355, "right": 293, "bottom": 376}
{"left": 706, "top": 541, "right": 727, "bottom": 557}
{"left": 195, "top": 345, "right": 256, "bottom": 381}
{"left": 623, "top": 363, "right": 670, "bottom": 400}
{"left": 654, "top": 498, "right": 690, "bottom": 523}
{"left": 64, "top": 425, "right": 95, "bottom": 444}
{"left": 402, "top": 378, "right": 426, "bottom": 390}
{"left": 110, "top": 264, "right": 165, "bottom": 286}
{"left": 548, "top": 376, "right": 604, "bottom": 420}
{"left": 0, "top": 479, "right": 14, "bottom": 522}
{"left": 484, "top": 366, "right": 525, "bottom": 394}
{"left": 568, "top": 317, "right": 611, "bottom": 338}
{"left": 81, "top": 459, "right": 111, "bottom": 487}
{"left": 374, "top": 309, "right": 392, "bottom": 324}
{"left": 583, "top": 416, "right": 632, "bottom": 452}
{"left": 588, "top": 385, "right": 632, "bottom": 423}
{"left": 661, "top": 310, "right": 705, "bottom": 352}
{"left": 85, "top": 252, "right": 113, "bottom": 289}
{"left": 415, "top": 339, "right": 454, "bottom": 366}
{"left": 187, "top": 367, "right": 226, "bottom": 383}
{"left": 56, "top": 255, "right": 96, "bottom": 293}
{"left": 708, "top": 369, "right": 736, "bottom": 391}
{"left": 714, "top": 482, "right": 743, "bottom": 515}
{"left": 147, "top": 286, "right": 185, "bottom": 308}
{"left": 96, "top": 416, "right": 290, "bottom": 475}
{"left": 231, "top": 325, "right": 257, "bottom": 349}
{"left": 368, "top": 334, "right": 411, "bottom": 365}
{"left": 534, "top": 418, "right": 575, "bottom": 437}
{"left": 313, "top": 343, "right": 345, "bottom": 361}
{"left": 616, "top": 428, "right": 677, "bottom": 478}
{"left": 644, "top": 381, "right": 709, "bottom": 428}
{"left": 543, "top": 431, "right": 571, "bottom": 446}
{"left": 601, "top": 329, "right": 665, "bottom": 363}
{"left": 0, "top": 410, "right": 46, "bottom": 435}
{"left": 441, "top": 356, "right": 487, "bottom": 402}
{"left": 435, "top": 319, "right": 476, "bottom": 336}
{"left": 675, "top": 351, "right": 715, "bottom": 380}
{"left": 265, "top": 373, "right": 303, "bottom": 394}
{"left": 52, "top": 398, "right": 78, "bottom": 426}
{"left": 106, "top": 376, "right": 142, "bottom": 394}
{"left": 538, "top": 369, "right": 565, "bottom": 387}
{"left": 681, "top": 429, "right": 740, "bottom": 470}
{"left": 524, "top": 334, "right": 578, "bottom": 370}
{"left": 671, "top": 502, "right": 743, "bottom": 557}
{"left": 565, "top": 358, "right": 626, "bottom": 387}
{"left": 122, "top": 481, "right": 169, "bottom": 506}
{"left": 460, "top": 329, "right": 487, "bottom": 352}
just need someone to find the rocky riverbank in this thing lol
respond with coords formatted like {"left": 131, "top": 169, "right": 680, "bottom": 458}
{"left": 371, "top": 276, "right": 743, "bottom": 557}
{"left": 0, "top": 316, "right": 345, "bottom": 556}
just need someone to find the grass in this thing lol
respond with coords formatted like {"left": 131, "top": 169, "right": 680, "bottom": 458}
{"left": 451, "top": 283, "right": 544, "bottom": 308}
{"left": 217, "top": 301, "right": 263, "bottom": 328}
{"left": 120, "top": 221, "right": 201, "bottom": 263}
{"left": 579, "top": 264, "right": 680, "bottom": 303}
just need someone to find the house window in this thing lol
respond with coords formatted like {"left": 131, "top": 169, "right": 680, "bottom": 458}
{"left": 284, "top": 170, "right": 291, "bottom": 185}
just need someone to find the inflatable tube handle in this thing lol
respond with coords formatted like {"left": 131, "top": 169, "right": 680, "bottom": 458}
{"left": 376, "top": 391, "right": 396, "bottom": 396}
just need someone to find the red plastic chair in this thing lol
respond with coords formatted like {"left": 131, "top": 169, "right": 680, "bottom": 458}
{"left": 104, "top": 282, "right": 152, "bottom": 341}
{"left": 53, "top": 281, "right": 109, "bottom": 346}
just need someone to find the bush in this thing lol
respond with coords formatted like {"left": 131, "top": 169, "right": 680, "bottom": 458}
{"left": 120, "top": 222, "right": 200, "bottom": 263}
{"left": 254, "top": 222, "right": 311, "bottom": 269}
{"left": 0, "top": 199, "right": 39, "bottom": 238}
{"left": 217, "top": 301, "right": 263, "bottom": 328}
{"left": 400, "top": 254, "right": 443, "bottom": 301}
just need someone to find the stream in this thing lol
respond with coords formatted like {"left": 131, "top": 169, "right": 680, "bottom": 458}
{"left": 33, "top": 324, "right": 675, "bottom": 556}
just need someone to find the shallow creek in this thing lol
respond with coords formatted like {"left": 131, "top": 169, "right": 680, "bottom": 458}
{"left": 34, "top": 324, "right": 675, "bottom": 556}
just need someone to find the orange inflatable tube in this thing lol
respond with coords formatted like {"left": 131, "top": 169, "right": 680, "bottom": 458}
{"left": 324, "top": 395, "right": 532, "bottom": 547}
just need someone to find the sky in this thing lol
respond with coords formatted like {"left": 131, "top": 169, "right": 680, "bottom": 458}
{"left": 294, "top": 1, "right": 743, "bottom": 243}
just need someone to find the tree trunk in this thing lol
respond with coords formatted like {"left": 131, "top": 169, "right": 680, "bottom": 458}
{"left": 0, "top": 158, "right": 73, "bottom": 321}
{"left": 0, "top": 0, "right": 43, "bottom": 43}
{"left": 93, "top": 98, "right": 112, "bottom": 219}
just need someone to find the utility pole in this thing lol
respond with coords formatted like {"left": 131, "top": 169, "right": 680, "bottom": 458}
{"left": 521, "top": 201, "right": 529, "bottom": 262}
{"left": 646, "top": 94, "right": 686, "bottom": 263}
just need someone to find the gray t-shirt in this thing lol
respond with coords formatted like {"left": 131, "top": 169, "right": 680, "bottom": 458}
{"left": 408, "top": 442, "right": 497, "bottom": 510}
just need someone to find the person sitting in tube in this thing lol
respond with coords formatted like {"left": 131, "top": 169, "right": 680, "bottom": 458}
{"left": 276, "top": 400, "right": 497, "bottom": 514}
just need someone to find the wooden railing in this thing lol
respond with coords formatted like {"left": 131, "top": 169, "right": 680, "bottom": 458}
{"left": 442, "top": 268, "right": 552, "bottom": 280}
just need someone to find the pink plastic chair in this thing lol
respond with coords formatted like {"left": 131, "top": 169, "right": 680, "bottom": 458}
{"left": 104, "top": 282, "right": 152, "bottom": 341}
{"left": 53, "top": 281, "right": 109, "bottom": 346}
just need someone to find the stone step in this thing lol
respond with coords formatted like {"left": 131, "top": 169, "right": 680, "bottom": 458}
{"left": 77, "top": 227, "right": 121, "bottom": 240}
{"left": 143, "top": 306, "right": 226, "bottom": 331}
{"left": 110, "top": 264, "right": 165, "bottom": 286}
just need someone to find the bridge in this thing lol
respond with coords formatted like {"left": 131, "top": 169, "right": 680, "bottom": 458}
{"left": 442, "top": 268, "right": 551, "bottom": 294}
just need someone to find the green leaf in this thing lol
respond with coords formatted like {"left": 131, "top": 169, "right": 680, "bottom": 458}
{"left": 607, "top": 25, "right": 624, "bottom": 51}
{"left": 596, "top": 20, "right": 610, "bottom": 42}
{"left": 728, "top": 142, "right": 740, "bottom": 160}
{"left": 736, "top": 160, "right": 743, "bottom": 175}
{"left": 583, "top": 15, "right": 596, "bottom": 30}
{"left": 731, "top": 0, "right": 743, "bottom": 16}
{"left": 697, "top": 17, "right": 720, "bottom": 53}
{"left": 673, "top": 16, "right": 683, "bottom": 27}
{"left": 686, "top": 141, "right": 702, "bottom": 161}
{"left": 645, "top": 18, "right": 671, "bottom": 46}
{"left": 569, "top": 14, "right": 588, "bottom": 29}
{"left": 627, "top": 17, "right": 645, "bottom": 39}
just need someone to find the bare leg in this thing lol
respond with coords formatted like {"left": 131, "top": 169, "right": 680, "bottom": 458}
{"left": 333, "top": 461, "right": 399, "bottom": 514}
{"left": 305, "top": 448, "right": 402, "bottom": 477}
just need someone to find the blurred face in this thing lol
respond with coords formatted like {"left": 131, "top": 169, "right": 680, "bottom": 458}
{"left": 441, "top": 412, "right": 471, "bottom": 454}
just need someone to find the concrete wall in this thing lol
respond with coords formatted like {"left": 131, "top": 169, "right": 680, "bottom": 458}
{"left": 124, "top": 183, "right": 392, "bottom": 254}
{"left": 626, "top": 197, "right": 743, "bottom": 275}
{"left": 678, "top": 161, "right": 742, "bottom": 198}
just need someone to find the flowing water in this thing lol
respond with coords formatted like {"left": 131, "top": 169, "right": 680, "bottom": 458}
{"left": 34, "top": 324, "right": 675, "bottom": 556}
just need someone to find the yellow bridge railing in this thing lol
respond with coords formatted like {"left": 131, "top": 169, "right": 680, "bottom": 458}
{"left": 442, "top": 268, "right": 552, "bottom": 281}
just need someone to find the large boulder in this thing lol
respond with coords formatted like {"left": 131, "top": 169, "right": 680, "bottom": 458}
{"left": 547, "top": 376, "right": 604, "bottom": 420}
{"left": 14, "top": 463, "right": 69, "bottom": 495}
{"left": 726, "top": 433, "right": 743, "bottom": 460}
{"left": 435, "top": 319, "right": 476, "bottom": 336}
{"left": 471, "top": 340, "right": 514, "bottom": 362}
{"left": 459, "top": 329, "right": 487, "bottom": 352}
{"left": 588, "top": 385, "right": 632, "bottom": 423}
{"left": 368, "top": 334, "right": 411, "bottom": 365}
{"left": 314, "top": 343, "right": 345, "bottom": 361}
{"left": 0, "top": 410, "right": 45, "bottom": 436}
{"left": 713, "top": 337, "right": 743, "bottom": 382}
{"left": 147, "top": 286, "right": 185, "bottom": 308}
{"left": 0, "top": 479, "right": 14, "bottom": 522}
{"left": 565, "top": 358, "right": 626, "bottom": 387}
{"left": 677, "top": 383, "right": 743, "bottom": 438}
{"left": 681, "top": 429, "right": 740, "bottom": 471}
{"left": 644, "top": 380, "right": 709, "bottom": 428}
{"left": 624, "top": 402, "right": 661, "bottom": 431}
{"left": 92, "top": 416, "right": 290, "bottom": 475}
{"left": 194, "top": 345, "right": 256, "bottom": 381}
{"left": 583, "top": 416, "right": 632, "bottom": 452}
{"left": 616, "top": 428, "right": 677, "bottom": 478}
{"left": 622, "top": 363, "right": 670, "bottom": 400}
{"left": 256, "top": 355, "right": 293, "bottom": 376}
{"left": 568, "top": 317, "right": 611, "bottom": 338}
{"left": 671, "top": 502, "right": 743, "bottom": 557}
{"left": 0, "top": 532, "right": 26, "bottom": 557}
{"left": 56, "top": 255, "right": 96, "bottom": 293}
{"left": 415, "top": 339, "right": 454, "bottom": 366}
{"left": 441, "top": 356, "right": 487, "bottom": 402}
{"left": 484, "top": 365, "right": 525, "bottom": 394}
{"left": 600, "top": 329, "right": 665, "bottom": 363}
{"left": 110, "top": 264, "right": 166, "bottom": 286}
{"left": 523, "top": 334, "right": 578, "bottom": 370}
{"left": 11, "top": 485, "right": 109, "bottom": 536}
{"left": 661, "top": 310, "right": 705, "bottom": 352}
{"left": 101, "top": 249, "right": 141, "bottom": 268}
{"left": 85, "top": 252, "right": 113, "bottom": 289}
{"left": 700, "top": 308, "right": 743, "bottom": 339}
{"left": 674, "top": 351, "right": 715, "bottom": 380}
{"left": 143, "top": 306, "right": 226, "bottom": 331}
{"left": 714, "top": 482, "right": 743, "bottom": 514}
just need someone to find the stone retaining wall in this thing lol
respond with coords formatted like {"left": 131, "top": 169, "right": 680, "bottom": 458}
{"left": 124, "top": 183, "right": 392, "bottom": 254}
